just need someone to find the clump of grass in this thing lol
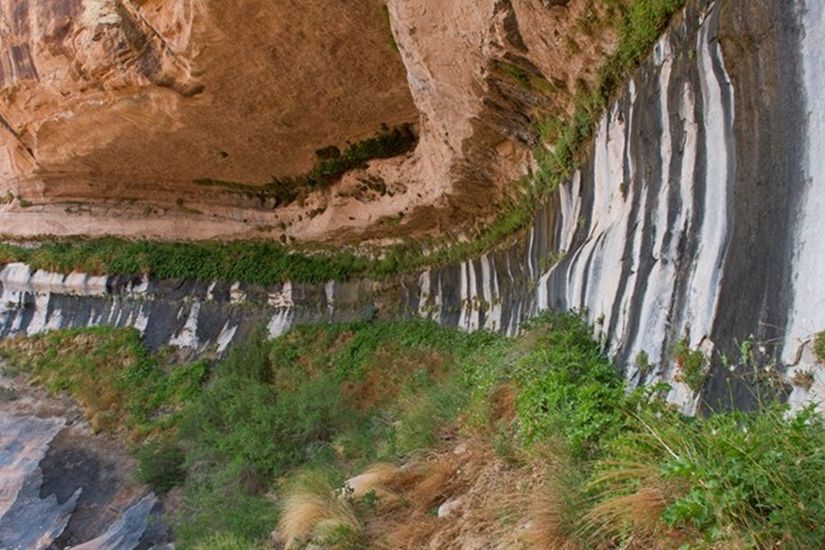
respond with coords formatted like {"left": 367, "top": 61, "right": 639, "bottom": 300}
{"left": 814, "top": 330, "right": 825, "bottom": 363}
{"left": 277, "top": 470, "right": 364, "bottom": 549}
{"left": 587, "top": 405, "right": 825, "bottom": 548}
{"left": 137, "top": 440, "right": 187, "bottom": 493}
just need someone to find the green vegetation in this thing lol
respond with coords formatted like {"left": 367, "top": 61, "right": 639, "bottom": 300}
{"left": 137, "top": 441, "right": 187, "bottom": 493}
{"left": 0, "top": 327, "right": 206, "bottom": 437}
{"left": 0, "top": 239, "right": 370, "bottom": 285}
{"left": 195, "top": 124, "right": 416, "bottom": 207}
{"left": 673, "top": 336, "right": 707, "bottom": 392}
{"left": 591, "top": 405, "right": 825, "bottom": 548}
{"left": 6, "top": 310, "right": 823, "bottom": 548}
{"left": 0, "top": 0, "right": 686, "bottom": 286}
{"left": 173, "top": 320, "right": 499, "bottom": 547}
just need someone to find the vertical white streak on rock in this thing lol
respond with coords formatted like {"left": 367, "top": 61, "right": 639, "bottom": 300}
{"left": 267, "top": 308, "right": 294, "bottom": 339}
{"left": 468, "top": 260, "right": 479, "bottom": 331}
{"left": 26, "top": 294, "right": 51, "bottom": 336}
{"left": 169, "top": 301, "right": 201, "bottom": 349}
{"left": 479, "top": 256, "right": 492, "bottom": 330}
{"left": 625, "top": 36, "right": 675, "bottom": 383}
{"left": 681, "top": 15, "right": 732, "bottom": 348}
{"left": 557, "top": 171, "right": 582, "bottom": 254}
{"left": 566, "top": 96, "right": 631, "bottom": 341}
{"left": 0, "top": 264, "right": 31, "bottom": 334}
{"left": 783, "top": 0, "right": 825, "bottom": 411}
{"left": 667, "top": 16, "right": 733, "bottom": 413}
{"left": 216, "top": 322, "right": 238, "bottom": 354}
{"left": 488, "top": 255, "right": 503, "bottom": 332}
{"left": 526, "top": 226, "right": 536, "bottom": 283}
{"left": 417, "top": 269, "right": 432, "bottom": 318}
{"left": 324, "top": 281, "right": 335, "bottom": 316}
{"left": 133, "top": 305, "right": 149, "bottom": 335}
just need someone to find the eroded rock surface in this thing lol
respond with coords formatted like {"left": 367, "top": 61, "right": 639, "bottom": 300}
{"left": 0, "top": 370, "right": 167, "bottom": 549}
{"left": 0, "top": 0, "right": 621, "bottom": 244}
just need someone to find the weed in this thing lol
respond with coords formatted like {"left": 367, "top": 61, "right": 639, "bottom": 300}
{"left": 277, "top": 469, "right": 363, "bottom": 549}
{"left": 792, "top": 369, "right": 815, "bottom": 392}
{"left": 673, "top": 337, "right": 706, "bottom": 393}
{"left": 635, "top": 350, "right": 654, "bottom": 376}
{"left": 814, "top": 330, "right": 825, "bottom": 363}
{"left": 589, "top": 405, "right": 825, "bottom": 548}
{"left": 0, "top": 328, "right": 206, "bottom": 437}
{"left": 513, "top": 312, "right": 628, "bottom": 459}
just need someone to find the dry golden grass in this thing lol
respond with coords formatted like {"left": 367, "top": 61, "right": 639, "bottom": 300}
{"left": 582, "top": 460, "right": 688, "bottom": 549}
{"left": 348, "top": 440, "right": 577, "bottom": 550}
{"left": 277, "top": 473, "right": 363, "bottom": 549}
{"left": 522, "top": 483, "right": 579, "bottom": 550}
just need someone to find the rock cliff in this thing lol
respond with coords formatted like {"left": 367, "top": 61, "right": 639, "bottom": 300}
{"left": 2, "top": 0, "right": 824, "bottom": 416}
{"left": 0, "top": 0, "right": 620, "bottom": 243}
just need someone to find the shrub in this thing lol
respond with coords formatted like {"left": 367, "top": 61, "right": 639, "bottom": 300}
{"left": 588, "top": 405, "right": 825, "bottom": 548}
{"left": 0, "top": 328, "right": 206, "bottom": 437}
{"left": 513, "top": 313, "right": 628, "bottom": 459}
{"left": 137, "top": 440, "right": 187, "bottom": 493}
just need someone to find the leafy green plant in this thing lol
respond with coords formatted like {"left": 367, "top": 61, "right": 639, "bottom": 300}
{"left": 635, "top": 350, "right": 654, "bottom": 376}
{"left": 673, "top": 337, "right": 706, "bottom": 393}
{"left": 513, "top": 312, "right": 628, "bottom": 459}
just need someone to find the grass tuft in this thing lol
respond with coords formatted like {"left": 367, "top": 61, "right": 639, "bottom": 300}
{"left": 277, "top": 470, "right": 364, "bottom": 549}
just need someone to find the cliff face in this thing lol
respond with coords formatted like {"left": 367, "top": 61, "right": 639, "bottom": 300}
{"left": 0, "top": 0, "right": 620, "bottom": 243}
{"left": 0, "top": 0, "right": 417, "bottom": 239}
{"left": 2, "top": 0, "right": 824, "bottom": 418}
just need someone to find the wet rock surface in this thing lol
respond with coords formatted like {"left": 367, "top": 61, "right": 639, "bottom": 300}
{"left": 0, "top": 370, "right": 168, "bottom": 549}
